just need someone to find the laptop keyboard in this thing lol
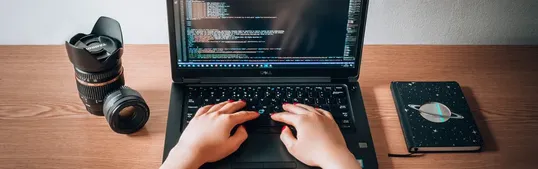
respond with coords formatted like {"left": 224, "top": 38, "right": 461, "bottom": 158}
{"left": 183, "top": 85, "right": 355, "bottom": 133}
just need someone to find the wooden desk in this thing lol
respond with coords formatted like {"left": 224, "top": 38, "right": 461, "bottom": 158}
{"left": 1, "top": 45, "right": 537, "bottom": 169}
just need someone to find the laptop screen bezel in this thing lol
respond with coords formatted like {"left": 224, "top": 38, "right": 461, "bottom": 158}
{"left": 167, "top": 0, "right": 369, "bottom": 81}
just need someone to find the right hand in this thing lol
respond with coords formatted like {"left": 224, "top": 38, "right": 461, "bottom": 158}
{"left": 271, "top": 103, "right": 361, "bottom": 169}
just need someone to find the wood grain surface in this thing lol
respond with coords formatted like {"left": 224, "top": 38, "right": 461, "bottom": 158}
{"left": 0, "top": 45, "right": 537, "bottom": 169}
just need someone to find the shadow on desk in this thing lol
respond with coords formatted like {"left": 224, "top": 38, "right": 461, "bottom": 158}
{"left": 129, "top": 89, "right": 172, "bottom": 136}
{"left": 129, "top": 127, "right": 150, "bottom": 137}
{"left": 462, "top": 87, "right": 499, "bottom": 152}
{"left": 362, "top": 86, "right": 394, "bottom": 169}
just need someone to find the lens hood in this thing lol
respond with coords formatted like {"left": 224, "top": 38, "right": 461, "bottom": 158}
{"left": 65, "top": 16, "right": 124, "bottom": 73}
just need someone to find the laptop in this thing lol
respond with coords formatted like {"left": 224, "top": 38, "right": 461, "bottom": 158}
{"left": 163, "top": 0, "right": 377, "bottom": 168}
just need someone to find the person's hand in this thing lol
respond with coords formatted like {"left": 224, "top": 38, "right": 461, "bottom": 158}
{"left": 161, "top": 100, "right": 259, "bottom": 169}
{"left": 271, "top": 103, "right": 361, "bottom": 169}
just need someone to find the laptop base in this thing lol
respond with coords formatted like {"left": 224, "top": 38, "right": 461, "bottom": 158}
{"left": 163, "top": 82, "right": 378, "bottom": 169}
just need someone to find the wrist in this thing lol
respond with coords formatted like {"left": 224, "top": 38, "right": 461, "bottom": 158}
{"left": 162, "top": 145, "right": 205, "bottom": 169}
{"left": 319, "top": 148, "right": 360, "bottom": 169}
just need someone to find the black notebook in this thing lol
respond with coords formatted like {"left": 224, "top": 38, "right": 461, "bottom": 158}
{"left": 391, "top": 81, "right": 483, "bottom": 152}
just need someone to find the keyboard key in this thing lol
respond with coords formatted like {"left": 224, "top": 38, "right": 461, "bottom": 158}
{"left": 265, "top": 107, "right": 274, "bottom": 114}
{"left": 340, "top": 124, "right": 354, "bottom": 132}
{"left": 303, "top": 98, "right": 313, "bottom": 104}
{"left": 332, "top": 91, "right": 345, "bottom": 97}
{"left": 308, "top": 91, "right": 317, "bottom": 98}
{"left": 273, "top": 105, "right": 283, "bottom": 112}
{"left": 333, "top": 111, "right": 350, "bottom": 118}
{"left": 246, "top": 105, "right": 257, "bottom": 111}
{"left": 320, "top": 104, "right": 331, "bottom": 111}
{"left": 332, "top": 104, "right": 349, "bottom": 111}
{"left": 183, "top": 120, "right": 191, "bottom": 129}
{"left": 186, "top": 113, "right": 194, "bottom": 120}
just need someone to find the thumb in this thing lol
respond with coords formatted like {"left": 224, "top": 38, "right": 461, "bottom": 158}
{"left": 280, "top": 126, "right": 297, "bottom": 153}
{"left": 226, "top": 125, "right": 248, "bottom": 152}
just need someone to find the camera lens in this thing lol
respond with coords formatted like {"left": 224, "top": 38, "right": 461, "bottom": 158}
{"left": 67, "top": 33, "right": 126, "bottom": 116}
{"left": 103, "top": 86, "right": 150, "bottom": 134}
{"left": 66, "top": 16, "right": 150, "bottom": 134}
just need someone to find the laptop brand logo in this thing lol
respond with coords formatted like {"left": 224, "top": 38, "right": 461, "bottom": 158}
{"left": 260, "top": 71, "right": 272, "bottom": 75}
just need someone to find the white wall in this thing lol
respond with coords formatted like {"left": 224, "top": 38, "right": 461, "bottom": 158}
{"left": 0, "top": 0, "right": 537, "bottom": 45}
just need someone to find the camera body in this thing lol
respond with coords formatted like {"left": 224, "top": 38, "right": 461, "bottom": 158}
{"left": 65, "top": 16, "right": 149, "bottom": 134}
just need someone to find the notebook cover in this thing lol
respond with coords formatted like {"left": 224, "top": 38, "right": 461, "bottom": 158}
{"left": 390, "top": 81, "right": 483, "bottom": 152}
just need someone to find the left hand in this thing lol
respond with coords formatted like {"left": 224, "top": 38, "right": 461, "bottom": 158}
{"left": 161, "top": 100, "right": 259, "bottom": 169}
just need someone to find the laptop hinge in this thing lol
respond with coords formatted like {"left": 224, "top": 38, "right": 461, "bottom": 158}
{"left": 331, "top": 77, "right": 358, "bottom": 83}
{"left": 182, "top": 77, "right": 331, "bottom": 84}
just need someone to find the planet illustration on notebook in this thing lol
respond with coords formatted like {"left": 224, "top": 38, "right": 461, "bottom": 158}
{"left": 408, "top": 102, "right": 465, "bottom": 123}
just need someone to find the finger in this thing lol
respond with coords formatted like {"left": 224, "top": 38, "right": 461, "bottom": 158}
{"left": 280, "top": 126, "right": 297, "bottom": 153}
{"left": 194, "top": 105, "right": 213, "bottom": 117}
{"left": 228, "top": 111, "right": 260, "bottom": 124}
{"left": 294, "top": 103, "right": 317, "bottom": 113}
{"left": 283, "top": 103, "right": 309, "bottom": 114}
{"left": 271, "top": 112, "right": 300, "bottom": 126}
{"left": 207, "top": 101, "right": 229, "bottom": 113}
{"left": 217, "top": 100, "right": 247, "bottom": 114}
{"left": 316, "top": 108, "right": 334, "bottom": 119}
{"left": 225, "top": 125, "right": 248, "bottom": 152}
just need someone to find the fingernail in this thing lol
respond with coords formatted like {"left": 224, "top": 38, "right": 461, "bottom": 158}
{"left": 270, "top": 113, "right": 274, "bottom": 116}
{"left": 228, "top": 99, "right": 235, "bottom": 103}
{"left": 281, "top": 126, "right": 287, "bottom": 132}
{"left": 283, "top": 103, "right": 289, "bottom": 105}
{"left": 293, "top": 102, "right": 299, "bottom": 105}
{"left": 240, "top": 99, "right": 246, "bottom": 103}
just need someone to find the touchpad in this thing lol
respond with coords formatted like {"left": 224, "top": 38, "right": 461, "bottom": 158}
{"left": 234, "top": 134, "right": 295, "bottom": 162}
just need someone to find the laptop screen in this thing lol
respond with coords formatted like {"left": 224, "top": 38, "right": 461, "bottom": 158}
{"left": 173, "top": 0, "right": 364, "bottom": 69}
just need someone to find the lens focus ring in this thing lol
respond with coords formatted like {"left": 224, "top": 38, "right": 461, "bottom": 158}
{"left": 76, "top": 75, "right": 125, "bottom": 100}
{"left": 75, "top": 64, "right": 122, "bottom": 83}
